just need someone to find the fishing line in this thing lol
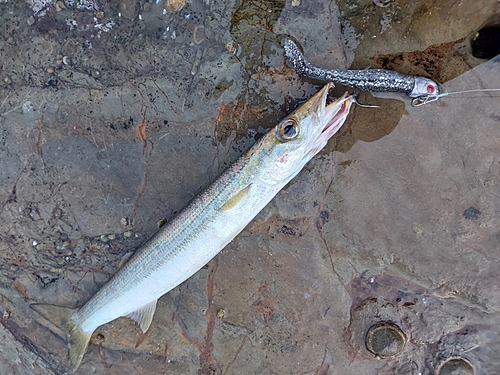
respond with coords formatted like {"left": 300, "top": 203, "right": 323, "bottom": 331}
{"left": 412, "top": 88, "right": 500, "bottom": 106}
{"left": 435, "top": 88, "right": 500, "bottom": 98}
{"left": 355, "top": 88, "right": 500, "bottom": 108}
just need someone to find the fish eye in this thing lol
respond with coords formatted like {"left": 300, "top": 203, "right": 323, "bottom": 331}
{"left": 427, "top": 83, "right": 436, "bottom": 94}
{"left": 278, "top": 119, "right": 299, "bottom": 141}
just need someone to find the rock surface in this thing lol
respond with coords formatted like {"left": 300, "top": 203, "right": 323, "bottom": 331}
{"left": 0, "top": 0, "right": 499, "bottom": 374}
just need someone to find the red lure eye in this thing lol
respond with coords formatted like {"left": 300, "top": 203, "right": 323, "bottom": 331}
{"left": 427, "top": 84, "right": 435, "bottom": 93}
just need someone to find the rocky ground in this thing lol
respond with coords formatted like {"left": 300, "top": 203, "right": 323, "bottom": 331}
{"left": 0, "top": 0, "right": 499, "bottom": 374}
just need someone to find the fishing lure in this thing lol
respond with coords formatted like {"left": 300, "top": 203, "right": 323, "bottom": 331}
{"left": 283, "top": 38, "right": 440, "bottom": 107}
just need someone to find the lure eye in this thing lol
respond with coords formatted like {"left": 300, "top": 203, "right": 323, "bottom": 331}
{"left": 427, "top": 84, "right": 435, "bottom": 94}
{"left": 278, "top": 119, "right": 299, "bottom": 141}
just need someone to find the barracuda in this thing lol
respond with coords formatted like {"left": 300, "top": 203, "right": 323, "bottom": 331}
{"left": 32, "top": 83, "right": 354, "bottom": 372}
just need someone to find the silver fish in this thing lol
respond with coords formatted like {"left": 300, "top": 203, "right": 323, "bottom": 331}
{"left": 32, "top": 83, "right": 354, "bottom": 372}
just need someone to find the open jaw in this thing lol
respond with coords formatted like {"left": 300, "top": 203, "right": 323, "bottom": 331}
{"left": 321, "top": 92, "right": 353, "bottom": 140}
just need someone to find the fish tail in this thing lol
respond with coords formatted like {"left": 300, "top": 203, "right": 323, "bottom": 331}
{"left": 31, "top": 303, "right": 92, "bottom": 373}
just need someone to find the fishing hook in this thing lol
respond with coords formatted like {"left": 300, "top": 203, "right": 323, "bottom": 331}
{"left": 350, "top": 90, "right": 380, "bottom": 108}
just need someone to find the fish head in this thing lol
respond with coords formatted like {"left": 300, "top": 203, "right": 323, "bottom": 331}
{"left": 258, "top": 83, "right": 354, "bottom": 185}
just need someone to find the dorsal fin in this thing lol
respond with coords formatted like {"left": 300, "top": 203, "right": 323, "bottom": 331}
{"left": 125, "top": 300, "right": 157, "bottom": 333}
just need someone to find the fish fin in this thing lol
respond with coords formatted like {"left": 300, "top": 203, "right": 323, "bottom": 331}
{"left": 220, "top": 184, "right": 251, "bottom": 212}
{"left": 118, "top": 251, "right": 134, "bottom": 268}
{"left": 125, "top": 299, "right": 157, "bottom": 333}
{"left": 31, "top": 303, "right": 92, "bottom": 373}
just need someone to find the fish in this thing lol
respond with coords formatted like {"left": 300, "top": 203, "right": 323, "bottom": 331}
{"left": 31, "top": 82, "right": 354, "bottom": 372}
{"left": 282, "top": 38, "right": 440, "bottom": 106}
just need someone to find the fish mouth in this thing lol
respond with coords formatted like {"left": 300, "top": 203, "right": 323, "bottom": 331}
{"left": 291, "top": 82, "right": 354, "bottom": 152}
{"left": 309, "top": 82, "right": 353, "bottom": 142}
{"left": 321, "top": 90, "right": 352, "bottom": 139}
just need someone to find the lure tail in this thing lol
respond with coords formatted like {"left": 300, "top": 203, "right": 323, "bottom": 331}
{"left": 31, "top": 304, "right": 93, "bottom": 373}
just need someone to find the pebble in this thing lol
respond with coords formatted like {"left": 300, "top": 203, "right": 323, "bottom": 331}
{"left": 94, "top": 333, "right": 105, "bottom": 344}
{"left": 27, "top": 16, "right": 35, "bottom": 26}
{"left": 55, "top": 1, "right": 66, "bottom": 11}
{"left": 164, "top": 0, "right": 186, "bottom": 13}
{"left": 226, "top": 42, "right": 237, "bottom": 54}
{"left": 216, "top": 308, "right": 226, "bottom": 319}
{"left": 191, "top": 49, "right": 203, "bottom": 76}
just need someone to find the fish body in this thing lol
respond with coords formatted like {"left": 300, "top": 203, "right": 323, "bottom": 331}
{"left": 32, "top": 83, "right": 354, "bottom": 372}
{"left": 283, "top": 38, "right": 440, "bottom": 105}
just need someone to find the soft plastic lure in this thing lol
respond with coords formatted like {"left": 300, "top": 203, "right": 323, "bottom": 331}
{"left": 283, "top": 38, "right": 440, "bottom": 107}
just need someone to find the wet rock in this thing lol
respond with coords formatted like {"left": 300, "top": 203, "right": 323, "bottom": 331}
{"left": 471, "top": 25, "right": 500, "bottom": 59}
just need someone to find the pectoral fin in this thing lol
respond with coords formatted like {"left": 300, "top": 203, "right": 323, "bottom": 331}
{"left": 220, "top": 184, "right": 251, "bottom": 212}
{"left": 125, "top": 300, "right": 157, "bottom": 333}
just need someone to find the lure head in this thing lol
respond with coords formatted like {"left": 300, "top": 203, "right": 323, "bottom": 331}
{"left": 409, "top": 76, "right": 439, "bottom": 99}
{"left": 410, "top": 76, "right": 440, "bottom": 98}
{"left": 256, "top": 83, "right": 354, "bottom": 185}
{"left": 409, "top": 77, "right": 441, "bottom": 106}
